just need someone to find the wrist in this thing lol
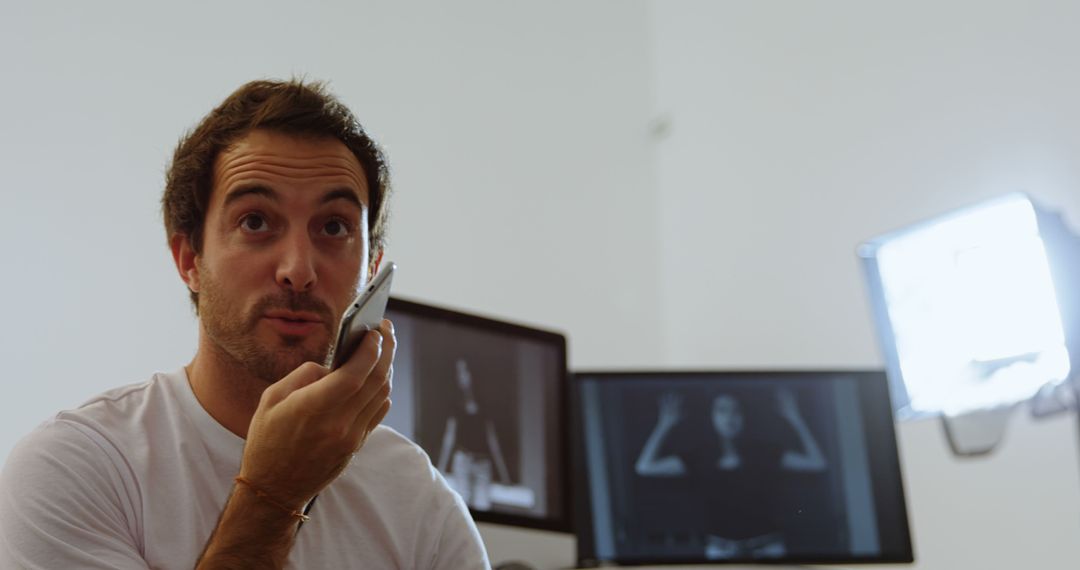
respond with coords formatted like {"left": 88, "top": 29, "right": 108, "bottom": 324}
{"left": 196, "top": 481, "right": 302, "bottom": 568}
{"left": 233, "top": 476, "right": 311, "bottom": 523}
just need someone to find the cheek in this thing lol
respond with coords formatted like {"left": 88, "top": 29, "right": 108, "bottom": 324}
{"left": 217, "top": 245, "right": 274, "bottom": 279}
{"left": 326, "top": 250, "right": 366, "bottom": 292}
{"left": 201, "top": 254, "right": 261, "bottom": 300}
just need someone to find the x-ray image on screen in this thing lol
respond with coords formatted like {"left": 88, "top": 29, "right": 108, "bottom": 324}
{"left": 413, "top": 328, "right": 523, "bottom": 509}
{"left": 629, "top": 385, "right": 838, "bottom": 559}
{"left": 382, "top": 298, "right": 568, "bottom": 532}
{"left": 574, "top": 371, "right": 912, "bottom": 566}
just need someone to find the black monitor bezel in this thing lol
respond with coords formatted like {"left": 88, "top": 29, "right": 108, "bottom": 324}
{"left": 386, "top": 296, "right": 573, "bottom": 534}
{"left": 571, "top": 369, "right": 914, "bottom": 566}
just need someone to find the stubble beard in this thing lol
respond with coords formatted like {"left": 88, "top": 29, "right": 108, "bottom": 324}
{"left": 198, "top": 270, "right": 337, "bottom": 384}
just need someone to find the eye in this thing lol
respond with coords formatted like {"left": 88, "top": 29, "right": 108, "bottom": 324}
{"left": 239, "top": 213, "right": 270, "bottom": 233}
{"left": 320, "top": 217, "right": 353, "bottom": 238}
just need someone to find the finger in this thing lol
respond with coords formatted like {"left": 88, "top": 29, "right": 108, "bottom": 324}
{"left": 361, "top": 398, "right": 391, "bottom": 437}
{"left": 342, "top": 362, "right": 391, "bottom": 433}
{"left": 338, "top": 327, "right": 384, "bottom": 382}
{"left": 340, "top": 321, "right": 396, "bottom": 418}
{"left": 297, "top": 329, "right": 383, "bottom": 406}
{"left": 350, "top": 394, "right": 391, "bottom": 447}
{"left": 370, "top": 320, "right": 396, "bottom": 393}
{"left": 261, "top": 361, "right": 329, "bottom": 407}
{"left": 369, "top": 398, "right": 391, "bottom": 429}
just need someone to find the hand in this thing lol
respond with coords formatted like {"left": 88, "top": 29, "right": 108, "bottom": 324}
{"left": 238, "top": 319, "right": 396, "bottom": 509}
{"left": 704, "top": 535, "right": 739, "bottom": 559}
{"left": 657, "top": 392, "right": 683, "bottom": 431}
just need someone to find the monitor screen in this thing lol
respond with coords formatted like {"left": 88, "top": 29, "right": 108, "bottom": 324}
{"left": 573, "top": 371, "right": 913, "bottom": 566}
{"left": 383, "top": 297, "right": 570, "bottom": 532}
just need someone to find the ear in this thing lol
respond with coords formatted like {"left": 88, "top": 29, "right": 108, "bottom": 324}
{"left": 170, "top": 233, "right": 201, "bottom": 293}
{"left": 368, "top": 248, "right": 383, "bottom": 281}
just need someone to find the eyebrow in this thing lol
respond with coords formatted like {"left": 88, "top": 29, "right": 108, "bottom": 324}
{"left": 222, "top": 185, "right": 365, "bottom": 209}
{"left": 223, "top": 185, "right": 277, "bottom": 207}
{"left": 321, "top": 188, "right": 365, "bottom": 209}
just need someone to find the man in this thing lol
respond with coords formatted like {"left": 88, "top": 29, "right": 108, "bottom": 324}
{"left": 0, "top": 79, "right": 489, "bottom": 568}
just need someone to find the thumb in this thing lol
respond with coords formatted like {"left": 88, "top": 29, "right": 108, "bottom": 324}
{"left": 261, "top": 361, "right": 329, "bottom": 406}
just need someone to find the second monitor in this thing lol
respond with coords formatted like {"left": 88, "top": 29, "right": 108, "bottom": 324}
{"left": 573, "top": 370, "right": 913, "bottom": 566}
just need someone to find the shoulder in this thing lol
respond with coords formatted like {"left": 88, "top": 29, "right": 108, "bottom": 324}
{"left": 1, "top": 415, "right": 145, "bottom": 557}
{"left": 0, "top": 372, "right": 181, "bottom": 495}
{"left": 341, "top": 426, "right": 488, "bottom": 568}
{"left": 1, "top": 417, "right": 151, "bottom": 566}
{"left": 356, "top": 425, "right": 450, "bottom": 490}
{"left": 5, "top": 373, "right": 163, "bottom": 476}
{"left": 60, "top": 371, "right": 177, "bottom": 428}
{"left": 336, "top": 426, "right": 472, "bottom": 523}
{"left": 1, "top": 371, "right": 184, "bottom": 511}
{"left": 3, "top": 417, "right": 112, "bottom": 480}
{"left": 365, "top": 426, "right": 436, "bottom": 465}
{"left": 45, "top": 370, "right": 192, "bottom": 454}
{"left": 1, "top": 416, "right": 128, "bottom": 517}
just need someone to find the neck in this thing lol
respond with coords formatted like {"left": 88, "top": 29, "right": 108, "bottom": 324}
{"left": 186, "top": 328, "right": 267, "bottom": 439}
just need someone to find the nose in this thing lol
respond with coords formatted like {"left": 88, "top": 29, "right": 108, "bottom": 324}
{"left": 275, "top": 231, "right": 318, "bottom": 292}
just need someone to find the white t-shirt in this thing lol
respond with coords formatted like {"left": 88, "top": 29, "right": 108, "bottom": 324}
{"left": 0, "top": 369, "right": 489, "bottom": 569}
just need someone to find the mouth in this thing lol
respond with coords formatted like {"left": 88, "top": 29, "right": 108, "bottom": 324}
{"left": 264, "top": 309, "right": 323, "bottom": 323}
{"left": 262, "top": 310, "right": 325, "bottom": 336}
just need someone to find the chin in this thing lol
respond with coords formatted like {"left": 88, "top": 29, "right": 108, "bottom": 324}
{"left": 246, "top": 343, "right": 330, "bottom": 384}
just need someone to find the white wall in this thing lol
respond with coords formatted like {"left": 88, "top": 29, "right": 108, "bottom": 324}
{"left": 4, "top": 1, "right": 1080, "bottom": 569}
{"left": 0, "top": 0, "right": 659, "bottom": 456}
{"left": 650, "top": 1, "right": 1080, "bottom": 568}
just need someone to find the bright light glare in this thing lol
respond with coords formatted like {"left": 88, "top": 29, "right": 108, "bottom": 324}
{"left": 874, "top": 195, "right": 1070, "bottom": 416}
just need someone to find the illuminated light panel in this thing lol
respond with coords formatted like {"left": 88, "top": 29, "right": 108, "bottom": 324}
{"left": 863, "top": 194, "right": 1071, "bottom": 417}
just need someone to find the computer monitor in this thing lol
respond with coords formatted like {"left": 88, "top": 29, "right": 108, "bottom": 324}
{"left": 572, "top": 370, "right": 913, "bottom": 566}
{"left": 382, "top": 297, "right": 571, "bottom": 532}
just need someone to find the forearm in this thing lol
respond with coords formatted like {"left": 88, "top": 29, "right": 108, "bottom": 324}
{"left": 437, "top": 419, "right": 456, "bottom": 473}
{"left": 782, "top": 417, "right": 826, "bottom": 470}
{"left": 790, "top": 414, "right": 821, "bottom": 455}
{"left": 794, "top": 433, "right": 825, "bottom": 465}
{"left": 635, "top": 424, "right": 673, "bottom": 472}
{"left": 486, "top": 422, "right": 511, "bottom": 483}
{"left": 196, "top": 483, "right": 302, "bottom": 569}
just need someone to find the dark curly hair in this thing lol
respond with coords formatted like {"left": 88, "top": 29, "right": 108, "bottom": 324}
{"left": 162, "top": 78, "right": 391, "bottom": 308}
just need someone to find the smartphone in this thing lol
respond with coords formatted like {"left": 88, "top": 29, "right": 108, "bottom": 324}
{"left": 329, "top": 262, "right": 396, "bottom": 370}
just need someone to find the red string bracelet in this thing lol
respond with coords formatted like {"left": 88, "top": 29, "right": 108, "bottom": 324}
{"left": 234, "top": 476, "right": 311, "bottom": 523}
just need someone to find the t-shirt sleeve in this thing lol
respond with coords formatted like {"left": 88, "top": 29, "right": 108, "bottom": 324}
{"left": 429, "top": 484, "right": 490, "bottom": 570}
{"left": 0, "top": 420, "right": 149, "bottom": 569}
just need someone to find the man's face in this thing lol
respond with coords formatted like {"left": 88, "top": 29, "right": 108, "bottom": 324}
{"left": 193, "top": 129, "right": 370, "bottom": 383}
